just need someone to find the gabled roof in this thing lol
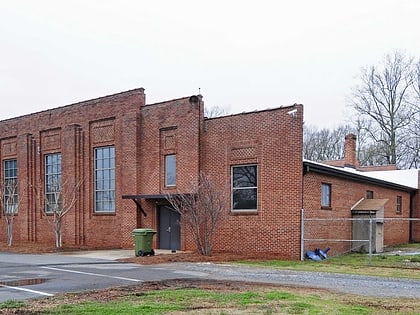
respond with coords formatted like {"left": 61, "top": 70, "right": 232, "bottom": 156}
{"left": 303, "top": 159, "right": 418, "bottom": 192}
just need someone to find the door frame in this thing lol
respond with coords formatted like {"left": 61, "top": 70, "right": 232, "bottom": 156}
{"left": 157, "top": 205, "right": 181, "bottom": 251}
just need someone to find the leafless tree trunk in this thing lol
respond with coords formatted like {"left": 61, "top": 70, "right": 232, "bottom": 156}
{"left": 43, "top": 178, "right": 82, "bottom": 248}
{"left": 1, "top": 179, "right": 25, "bottom": 247}
{"left": 166, "top": 172, "right": 228, "bottom": 256}
{"left": 350, "top": 51, "right": 417, "bottom": 167}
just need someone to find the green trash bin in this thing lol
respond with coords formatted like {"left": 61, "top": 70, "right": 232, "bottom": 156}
{"left": 132, "top": 228, "right": 156, "bottom": 257}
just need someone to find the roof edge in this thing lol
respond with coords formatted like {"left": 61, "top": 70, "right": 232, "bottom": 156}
{"left": 303, "top": 160, "right": 417, "bottom": 192}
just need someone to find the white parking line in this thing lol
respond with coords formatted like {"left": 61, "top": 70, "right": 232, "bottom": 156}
{"left": 41, "top": 266, "right": 143, "bottom": 282}
{"left": 0, "top": 284, "right": 54, "bottom": 297}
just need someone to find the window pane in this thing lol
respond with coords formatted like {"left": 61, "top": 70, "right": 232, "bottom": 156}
{"left": 165, "top": 155, "right": 176, "bottom": 186}
{"left": 231, "top": 165, "right": 258, "bottom": 211}
{"left": 94, "top": 146, "right": 116, "bottom": 212}
{"left": 233, "top": 165, "right": 257, "bottom": 187}
{"left": 321, "top": 183, "right": 331, "bottom": 207}
{"left": 45, "top": 153, "right": 62, "bottom": 213}
{"left": 232, "top": 188, "right": 257, "bottom": 210}
{"left": 4, "top": 159, "right": 18, "bottom": 214}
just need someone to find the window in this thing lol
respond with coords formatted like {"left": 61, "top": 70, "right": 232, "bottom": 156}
{"left": 45, "top": 153, "right": 62, "bottom": 213}
{"left": 94, "top": 146, "right": 115, "bottom": 213}
{"left": 366, "top": 191, "right": 374, "bottom": 199}
{"left": 232, "top": 165, "right": 257, "bottom": 211}
{"left": 321, "top": 183, "right": 331, "bottom": 208}
{"left": 3, "top": 159, "right": 18, "bottom": 214}
{"left": 396, "top": 196, "right": 402, "bottom": 214}
{"left": 165, "top": 154, "right": 176, "bottom": 187}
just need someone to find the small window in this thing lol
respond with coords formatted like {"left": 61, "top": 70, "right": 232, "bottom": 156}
{"left": 3, "top": 159, "right": 18, "bottom": 214}
{"left": 45, "top": 153, "right": 62, "bottom": 213}
{"left": 396, "top": 196, "right": 402, "bottom": 214}
{"left": 94, "top": 146, "right": 115, "bottom": 213}
{"left": 165, "top": 155, "right": 176, "bottom": 187}
{"left": 366, "top": 191, "right": 374, "bottom": 199}
{"left": 321, "top": 183, "right": 331, "bottom": 208}
{"left": 232, "top": 165, "right": 257, "bottom": 211}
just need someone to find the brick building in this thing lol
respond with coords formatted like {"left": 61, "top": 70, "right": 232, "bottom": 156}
{"left": 0, "top": 88, "right": 418, "bottom": 260}
{"left": 303, "top": 134, "right": 419, "bottom": 256}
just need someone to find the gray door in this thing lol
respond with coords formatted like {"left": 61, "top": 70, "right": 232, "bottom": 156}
{"left": 158, "top": 206, "right": 181, "bottom": 250}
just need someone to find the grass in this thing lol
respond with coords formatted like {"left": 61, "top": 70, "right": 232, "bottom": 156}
{"left": 235, "top": 244, "right": 420, "bottom": 280}
{"left": 1, "top": 244, "right": 419, "bottom": 314}
{"left": 27, "top": 288, "right": 413, "bottom": 315}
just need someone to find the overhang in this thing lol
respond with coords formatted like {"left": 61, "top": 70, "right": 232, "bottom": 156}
{"left": 303, "top": 160, "right": 416, "bottom": 192}
{"left": 352, "top": 198, "right": 389, "bottom": 211}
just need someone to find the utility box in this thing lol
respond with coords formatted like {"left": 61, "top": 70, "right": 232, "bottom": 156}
{"left": 132, "top": 228, "right": 156, "bottom": 257}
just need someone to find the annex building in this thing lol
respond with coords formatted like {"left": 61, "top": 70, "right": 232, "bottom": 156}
{"left": 0, "top": 87, "right": 418, "bottom": 260}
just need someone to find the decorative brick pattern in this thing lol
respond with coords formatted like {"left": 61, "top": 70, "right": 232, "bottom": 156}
{"left": 230, "top": 147, "right": 256, "bottom": 160}
{"left": 41, "top": 129, "right": 61, "bottom": 152}
{"left": 1, "top": 139, "right": 17, "bottom": 157}
{"left": 91, "top": 120, "right": 115, "bottom": 144}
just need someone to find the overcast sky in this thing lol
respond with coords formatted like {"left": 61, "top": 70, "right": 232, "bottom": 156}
{"left": 1, "top": 0, "right": 419, "bottom": 127}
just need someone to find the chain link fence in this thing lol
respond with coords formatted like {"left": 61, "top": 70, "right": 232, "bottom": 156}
{"left": 301, "top": 209, "right": 420, "bottom": 263}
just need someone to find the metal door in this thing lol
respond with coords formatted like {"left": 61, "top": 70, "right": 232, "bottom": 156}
{"left": 158, "top": 205, "right": 181, "bottom": 250}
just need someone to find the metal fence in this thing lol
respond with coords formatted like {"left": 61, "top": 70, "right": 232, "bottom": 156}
{"left": 300, "top": 209, "right": 420, "bottom": 262}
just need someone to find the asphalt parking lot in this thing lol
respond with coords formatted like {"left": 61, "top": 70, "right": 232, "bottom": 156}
{"left": 1, "top": 250, "right": 419, "bottom": 302}
{"left": 0, "top": 251, "right": 198, "bottom": 302}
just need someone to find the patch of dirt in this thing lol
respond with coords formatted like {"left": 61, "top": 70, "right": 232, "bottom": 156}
{"left": 119, "top": 251, "right": 276, "bottom": 265}
{"left": 0, "top": 242, "right": 279, "bottom": 264}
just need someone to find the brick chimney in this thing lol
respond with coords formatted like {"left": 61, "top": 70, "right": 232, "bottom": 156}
{"left": 344, "top": 133, "right": 358, "bottom": 168}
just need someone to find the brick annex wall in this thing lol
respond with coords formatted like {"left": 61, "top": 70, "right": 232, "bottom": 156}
{"left": 0, "top": 89, "right": 145, "bottom": 249}
{"left": 303, "top": 172, "right": 412, "bottom": 255}
{"left": 200, "top": 105, "right": 304, "bottom": 260}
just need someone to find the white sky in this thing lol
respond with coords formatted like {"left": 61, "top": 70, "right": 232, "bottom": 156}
{"left": 1, "top": 0, "right": 419, "bottom": 128}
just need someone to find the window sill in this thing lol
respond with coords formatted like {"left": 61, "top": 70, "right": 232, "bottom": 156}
{"left": 93, "top": 212, "right": 116, "bottom": 216}
{"left": 321, "top": 206, "right": 332, "bottom": 210}
{"left": 231, "top": 210, "right": 258, "bottom": 215}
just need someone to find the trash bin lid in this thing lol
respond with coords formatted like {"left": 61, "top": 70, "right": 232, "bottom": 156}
{"left": 132, "top": 228, "right": 156, "bottom": 234}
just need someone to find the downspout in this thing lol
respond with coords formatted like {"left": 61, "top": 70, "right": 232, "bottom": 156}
{"left": 409, "top": 190, "right": 414, "bottom": 242}
{"left": 301, "top": 164, "right": 309, "bottom": 261}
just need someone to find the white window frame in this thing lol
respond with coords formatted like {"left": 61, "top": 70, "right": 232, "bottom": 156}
{"left": 94, "top": 146, "right": 116, "bottom": 213}
{"left": 231, "top": 164, "right": 258, "bottom": 211}
{"left": 3, "top": 159, "right": 18, "bottom": 214}
{"left": 165, "top": 154, "right": 176, "bottom": 187}
{"left": 45, "top": 153, "right": 62, "bottom": 213}
{"left": 321, "top": 183, "right": 331, "bottom": 208}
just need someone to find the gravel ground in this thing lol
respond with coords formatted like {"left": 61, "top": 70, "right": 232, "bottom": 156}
{"left": 162, "top": 262, "right": 420, "bottom": 298}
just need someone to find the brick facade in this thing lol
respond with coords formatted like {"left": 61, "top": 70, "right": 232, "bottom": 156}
{"left": 0, "top": 87, "right": 418, "bottom": 259}
{"left": 303, "top": 168, "right": 413, "bottom": 255}
{"left": 0, "top": 88, "right": 145, "bottom": 248}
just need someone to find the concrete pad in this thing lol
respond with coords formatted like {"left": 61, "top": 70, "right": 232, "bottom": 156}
{"left": 56, "top": 249, "right": 179, "bottom": 260}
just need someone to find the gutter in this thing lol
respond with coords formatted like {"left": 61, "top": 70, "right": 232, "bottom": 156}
{"left": 303, "top": 161, "right": 416, "bottom": 193}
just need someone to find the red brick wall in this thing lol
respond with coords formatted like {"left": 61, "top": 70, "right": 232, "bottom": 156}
{"left": 133, "top": 96, "right": 203, "bottom": 249}
{"left": 303, "top": 172, "right": 412, "bottom": 255}
{"left": 200, "top": 105, "right": 304, "bottom": 259}
{"left": 1, "top": 86, "right": 416, "bottom": 262}
{"left": 0, "top": 89, "right": 145, "bottom": 249}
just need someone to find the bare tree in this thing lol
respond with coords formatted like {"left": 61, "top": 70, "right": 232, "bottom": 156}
{"left": 350, "top": 51, "right": 417, "bottom": 167}
{"left": 303, "top": 124, "right": 353, "bottom": 161}
{"left": 0, "top": 179, "right": 25, "bottom": 246}
{"left": 204, "top": 105, "right": 228, "bottom": 118}
{"left": 43, "top": 177, "right": 82, "bottom": 248}
{"left": 166, "top": 172, "right": 228, "bottom": 256}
